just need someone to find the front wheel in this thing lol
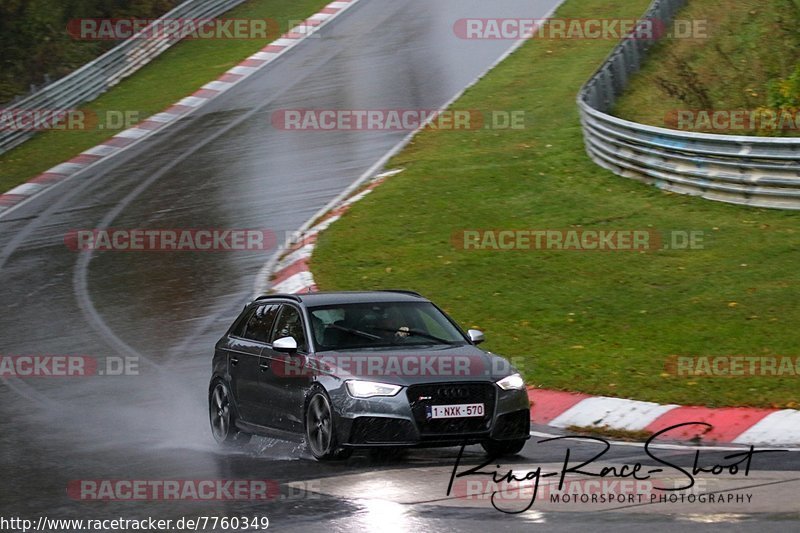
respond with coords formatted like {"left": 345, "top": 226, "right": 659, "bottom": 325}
{"left": 481, "top": 438, "right": 526, "bottom": 457}
{"left": 209, "top": 380, "right": 251, "bottom": 447}
{"left": 305, "top": 390, "right": 351, "bottom": 460}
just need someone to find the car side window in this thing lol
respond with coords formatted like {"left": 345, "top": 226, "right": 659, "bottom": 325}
{"left": 230, "top": 307, "right": 256, "bottom": 338}
{"left": 242, "top": 304, "right": 280, "bottom": 343}
{"left": 271, "top": 305, "right": 308, "bottom": 352}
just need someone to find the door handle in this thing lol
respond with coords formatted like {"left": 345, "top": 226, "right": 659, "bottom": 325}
{"left": 230, "top": 356, "right": 239, "bottom": 366}
{"left": 259, "top": 360, "right": 270, "bottom": 371}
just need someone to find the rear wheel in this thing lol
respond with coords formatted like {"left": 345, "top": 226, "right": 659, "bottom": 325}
{"left": 305, "top": 390, "right": 351, "bottom": 460}
{"left": 481, "top": 438, "right": 526, "bottom": 457}
{"left": 209, "top": 380, "right": 251, "bottom": 447}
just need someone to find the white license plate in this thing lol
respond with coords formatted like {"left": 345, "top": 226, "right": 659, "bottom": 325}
{"left": 428, "top": 403, "right": 484, "bottom": 419}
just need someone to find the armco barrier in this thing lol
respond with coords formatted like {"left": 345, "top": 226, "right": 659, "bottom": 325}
{"left": 0, "top": 0, "right": 248, "bottom": 155}
{"left": 577, "top": 0, "right": 800, "bottom": 210}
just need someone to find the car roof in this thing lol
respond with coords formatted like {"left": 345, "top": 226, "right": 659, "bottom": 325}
{"left": 254, "top": 290, "right": 429, "bottom": 306}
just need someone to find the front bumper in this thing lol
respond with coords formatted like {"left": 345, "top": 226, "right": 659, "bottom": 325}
{"left": 330, "top": 381, "right": 531, "bottom": 447}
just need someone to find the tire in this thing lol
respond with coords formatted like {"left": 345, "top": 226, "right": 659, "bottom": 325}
{"left": 481, "top": 438, "right": 526, "bottom": 457}
{"left": 209, "top": 380, "right": 252, "bottom": 447}
{"left": 305, "top": 389, "right": 351, "bottom": 460}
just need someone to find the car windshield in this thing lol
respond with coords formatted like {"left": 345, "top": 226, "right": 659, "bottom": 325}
{"left": 308, "top": 301, "right": 468, "bottom": 351}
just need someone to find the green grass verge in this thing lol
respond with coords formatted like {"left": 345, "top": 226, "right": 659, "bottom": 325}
{"left": 311, "top": 0, "right": 800, "bottom": 408}
{"left": 614, "top": 0, "right": 800, "bottom": 135}
{"left": 0, "top": 0, "right": 328, "bottom": 193}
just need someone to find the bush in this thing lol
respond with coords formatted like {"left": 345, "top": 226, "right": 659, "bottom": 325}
{"left": 0, "top": 0, "right": 182, "bottom": 103}
{"left": 767, "top": 65, "right": 800, "bottom": 111}
{"left": 615, "top": 0, "right": 800, "bottom": 136}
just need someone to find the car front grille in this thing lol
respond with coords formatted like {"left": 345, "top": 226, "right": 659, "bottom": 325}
{"left": 406, "top": 382, "right": 496, "bottom": 436}
{"left": 348, "top": 417, "right": 417, "bottom": 444}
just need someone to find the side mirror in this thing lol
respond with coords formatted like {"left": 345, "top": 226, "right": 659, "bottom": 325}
{"left": 273, "top": 336, "right": 298, "bottom": 353}
{"left": 467, "top": 329, "right": 485, "bottom": 345}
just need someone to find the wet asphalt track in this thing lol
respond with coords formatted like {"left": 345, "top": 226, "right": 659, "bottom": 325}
{"left": 0, "top": 0, "right": 799, "bottom": 529}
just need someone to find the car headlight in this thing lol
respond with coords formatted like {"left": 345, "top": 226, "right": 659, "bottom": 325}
{"left": 496, "top": 373, "right": 525, "bottom": 391}
{"left": 346, "top": 380, "right": 402, "bottom": 398}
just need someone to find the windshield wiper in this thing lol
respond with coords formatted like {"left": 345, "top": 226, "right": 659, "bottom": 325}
{"left": 326, "top": 323, "right": 382, "bottom": 340}
{"left": 368, "top": 327, "right": 457, "bottom": 345}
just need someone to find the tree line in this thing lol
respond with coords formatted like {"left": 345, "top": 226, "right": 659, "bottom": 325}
{"left": 0, "top": 0, "right": 183, "bottom": 104}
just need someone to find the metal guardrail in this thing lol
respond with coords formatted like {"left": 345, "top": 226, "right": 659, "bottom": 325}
{"left": 0, "top": 0, "right": 248, "bottom": 155}
{"left": 577, "top": 0, "right": 800, "bottom": 210}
